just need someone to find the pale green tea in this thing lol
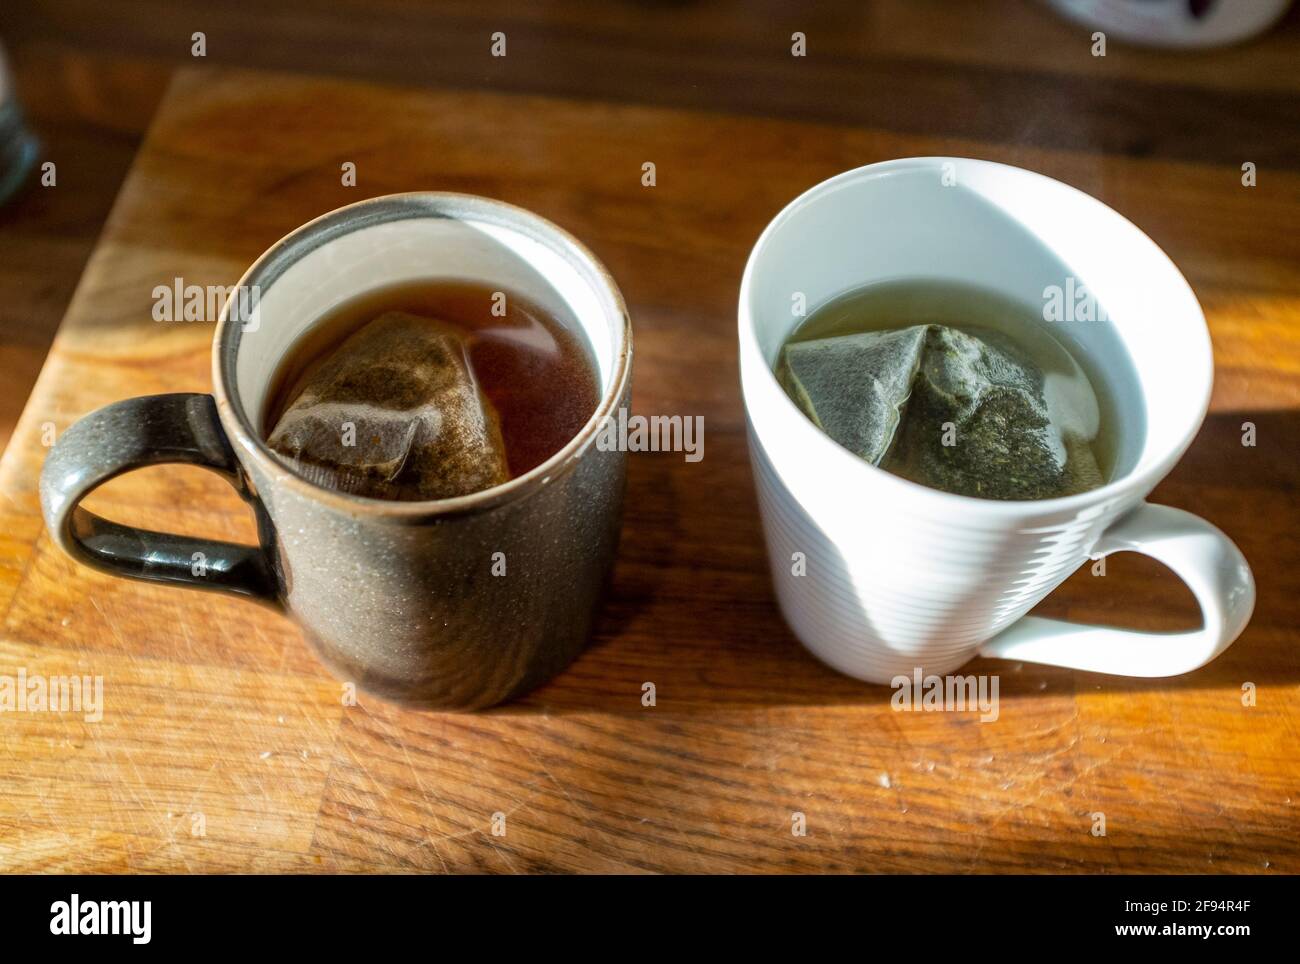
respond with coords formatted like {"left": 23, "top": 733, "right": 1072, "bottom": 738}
{"left": 777, "top": 280, "right": 1124, "bottom": 500}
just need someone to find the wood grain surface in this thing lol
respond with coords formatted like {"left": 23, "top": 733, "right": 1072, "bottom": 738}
{"left": 1, "top": 14, "right": 1298, "bottom": 873}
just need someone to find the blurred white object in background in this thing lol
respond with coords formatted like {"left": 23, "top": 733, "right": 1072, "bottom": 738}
{"left": 0, "top": 39, "right": 39, "bottom": 206}
{"left": 1046, "top": 0, "right": 1292, "bottom": 47}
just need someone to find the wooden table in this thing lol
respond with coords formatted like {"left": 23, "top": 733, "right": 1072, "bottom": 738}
{"left": 0, "top": 1, "right": 1297, "bottom": 874}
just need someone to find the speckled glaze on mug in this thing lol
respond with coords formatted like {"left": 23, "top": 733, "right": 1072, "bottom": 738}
{"left": 40, "top": 193, "right": 632, "bottom": 710}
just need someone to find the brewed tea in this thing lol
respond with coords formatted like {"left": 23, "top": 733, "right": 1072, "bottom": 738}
{"left": 264, "top": 280, "right": 599, "bottom": 501}
{"left": 777, "top": 281, "right": 1124, "bottom": 501}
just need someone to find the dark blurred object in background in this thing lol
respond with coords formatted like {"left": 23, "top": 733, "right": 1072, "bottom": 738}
{"left": 0, "top": 39, "right": 38, "bottom": 206}
{"left": 1045, "top": 0, "right": 1292, "bottom": 47}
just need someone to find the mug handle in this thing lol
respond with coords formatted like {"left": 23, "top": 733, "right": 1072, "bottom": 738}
{"left": 39, "top": 393, "right": 279, "bottom": 604}
{"left": 978, "top": 503, "right": 1254, "bottom": 677}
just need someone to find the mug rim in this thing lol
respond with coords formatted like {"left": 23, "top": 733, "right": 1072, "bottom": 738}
{"left": 738, "top": 156, "right": 1214, "bottom": 519}
{"left": 213, "top": 191, "right": 632, "bottom": 521}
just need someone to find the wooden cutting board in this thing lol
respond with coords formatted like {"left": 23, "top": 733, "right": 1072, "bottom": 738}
{"left": 1, "top": 66, "right": 1296, "bottom": 873}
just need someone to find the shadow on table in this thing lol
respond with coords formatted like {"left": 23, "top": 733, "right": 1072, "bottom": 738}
{"left": 499, "top": 409, "right": 1300, "bottom": 715}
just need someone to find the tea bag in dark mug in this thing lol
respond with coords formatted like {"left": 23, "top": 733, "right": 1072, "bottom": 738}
{"left": 778, "top": 324, "right": 1103, "bottom": 501}
{"left": 267, "top": 311, "right": 510, "bottom": 501}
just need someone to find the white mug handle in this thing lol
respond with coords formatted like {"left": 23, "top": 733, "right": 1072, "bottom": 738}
{"left": 978, "top": 503, "right": 1255, "bottom": 677}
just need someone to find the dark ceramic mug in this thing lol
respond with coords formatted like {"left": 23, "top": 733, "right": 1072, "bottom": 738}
{"left": 40, "top": 194, "right": 632, "bottom": 709}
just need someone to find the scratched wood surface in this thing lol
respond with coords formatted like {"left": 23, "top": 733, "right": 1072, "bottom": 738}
{"left": 0, "top": 63, "right": 1296, "bottom": 873}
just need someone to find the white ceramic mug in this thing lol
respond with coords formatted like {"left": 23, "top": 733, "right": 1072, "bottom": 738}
{"left": 738, "top": 158, "right": 1255, "bottom": 682}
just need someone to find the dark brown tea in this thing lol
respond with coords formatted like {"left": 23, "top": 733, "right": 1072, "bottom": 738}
{"left": 263, "top": 279, "right": 600, "bottom": 500}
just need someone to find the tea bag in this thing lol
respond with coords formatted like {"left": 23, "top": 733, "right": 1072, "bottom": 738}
{"left": 778, "top": 325, "right": 927, "bottom": 465}
{"left": 887, "top": 326, "right": 1101, "bottom": 499}
{"left": 267, "top": 311, "right": 510, "bottom": 501}
{"left": 779, "top": 324, "right": 1104, "bottom": 501}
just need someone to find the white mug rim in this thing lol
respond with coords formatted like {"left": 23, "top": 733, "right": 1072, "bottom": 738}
{"left": 738, "top": 156, "right": 1214, "bottom": 521}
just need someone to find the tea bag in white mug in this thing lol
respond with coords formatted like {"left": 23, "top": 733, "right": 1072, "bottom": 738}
{"left": 778, "top": 324, "right": 1103, "bottom": 500}
{"left": 888, "top": 326, "right": 1102, "bottom": 499}
{"left": 778, "top": 325, "right": 928, "bottom": 466}
{"left": 267, "top": 311, "right": 510, "bottom": 501}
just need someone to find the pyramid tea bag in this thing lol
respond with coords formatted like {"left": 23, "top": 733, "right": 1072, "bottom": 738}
{"left": 267, "top": 310, "right": 510, "bottom": 501}
{"left": 778, "top": 322, "right": 1105, "bottom": 501}
{"left": 779, "top": 326, "right": 927, "bottom": 466}
{"left": 887, "top": 326, "right": 1102, "bottom": 499}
